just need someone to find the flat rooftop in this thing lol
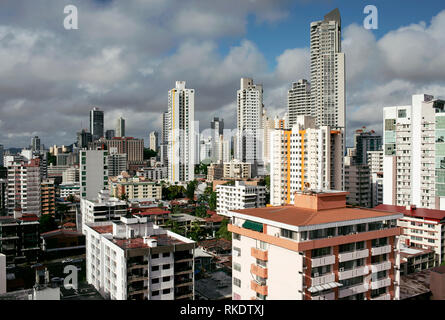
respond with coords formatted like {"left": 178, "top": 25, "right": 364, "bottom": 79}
{"left": 195, "top": 270, "right": 232, "bottom": 300}
{"left": 112, "top": 233, "right": 185, "bottom": 249}
{"left": 400, "top": 270, "right": 431, "bottom": 300}
{"left": 375, "top": 204, "right": 445, "bottom": 222}
{"left": 232, "top": 205, "right": 401, "bottom": 227}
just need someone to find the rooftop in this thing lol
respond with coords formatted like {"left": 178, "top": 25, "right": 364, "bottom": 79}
{"left": 195, "top": 270, "right": 232, "bottom": 300}
{"left": 375, "top": 204, "right": 445, "bottom": 222}
{"left": 112, "top": 233, "right": 185, "bottom": 249}
{"left": 400, "top": 270, "right": 431, "bottom": 300}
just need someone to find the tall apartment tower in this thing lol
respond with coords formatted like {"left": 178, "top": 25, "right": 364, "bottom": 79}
{"left": 383, "top": 94, "right": 445, "bottom": 210}
{"left": 149, "top": 131, "right": 159, "bottom": 153}
{"left": 269, "top": 115, "right": 343, "bottom": 206}
{"left": 310, "top": 8, "right": 345, "bottom": 130}
{"left": 211, "top": 117, "right": 224, "bottom": 162}
{"left": 236, "top": 78, "right": 264, "bottom": 176}
{"left": 31, "top": 136, "right": 41, "bottom": 154}
{"left": 160, "top": 112, "right": 169, "bottom": 165}
{"left": 352, "top": 128, "right": 382, "bottom": 165}
{"left": 0, "top": 144, "right": 3, "bottom": 167}
{"left": 79, "top": 149, "right": 108, "bottom": 199}
{"left": 116, "top": 117, "right": 125, "bottom": 138}
{"left": 167, "top": 81, "right": 195, "bottom": 183}
{"left": 90, "top": 107, "right": 104, "bottom": 141}
{"left": 288, "top": 79, "right": 311, "bottom": 128}
{"left": 77, "top": 129, "right": 92, "bottom": 148}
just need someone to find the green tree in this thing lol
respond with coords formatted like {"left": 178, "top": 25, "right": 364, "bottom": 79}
{"left": 143, "top": 148, "right": 157, "bottom": 160}
{"left": 164, "top": 219, "right": 183, "bottom": 235}
{"left": 186, "top": 180, "right": 198, "bottom": 200}
{"left": 47, "top": 152, "right": 56, "bottom": 166}
{"left": 39, "top": 214, "right": 58, "bottom": 233}
{"left": 216, "top": 218, "right": 231, "bottom": 241}
{"left": 208, "top": 191, "right": 217, "bottom": 211}
{"left": 189, "top": 220, "right": 205, "bottom": 241}
{"left": 195, "top": 204, "right": 209, "bottom": 218}
{"left": 120, "top": 193, "right": 128, "bottom": 201}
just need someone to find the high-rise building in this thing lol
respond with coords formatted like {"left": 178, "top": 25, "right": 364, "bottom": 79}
{"left": 383, "top": 94, "right": 445, "bottom": 209}
{"left": 77, "top": 129, "right": 92, "bottom": 148}
{"left": 368, "top": 150, "right": 384, "bottom": 208}
{"left": 92, "top": 137, "right": 144, "bottom": 165}
{"left": 79, "top": 149, "right": 108, "bottom": 199}
{"left": 90, "top": 107, "right": 104, "bottom": 141}
{"left": 0, "top": 144, "right": 4, "bottom": 167}
{"left": 116, "top": 117, "right": 125, "bottom": 138}
{"left": 344, "top": 149, "right": 371, "bottom": 208}
{"left": 7, "top": 159, "right": 41, "bottom": 215}
{"left": 106, "top": 129, "right": 115, "bottom": 140}
{"left": 269, "top": 115, "right": 343, "bottom": 206}
{"left": 236, "top": 78, "right": 264, "bottom": 176}
{"left": 160, "top": 112, "right": 169, "bottom": 166}
{"left": 310, "top": 8, "right": 345, "bottom": 130}
{"left": 41, "top": 178, "right": 56, "bottom": 215}
{"left": 288, "top": 79, "right": 311, "bottom": 128}
{"left": 211, "top": 117, "right": 224, "bottom": 162}
{"left": 352, "top": 128, "right": 382, "bottom": 165}
{"left": 31, "top": 136, "right": 41, "bottom": 154}
{"left": 167, "top": 81, "right": 195, "bottom": 183}
{"left": 149, "top": 131, "right": 159, "bottom": 153}
{"left": 107, "top": 147, "right": 127, "bottom": 177}
{"left": 84, "top": 214, "right": 196, "bottom": 300}
{"left": 228, "top": 190, "right": 402, "bottom": 300}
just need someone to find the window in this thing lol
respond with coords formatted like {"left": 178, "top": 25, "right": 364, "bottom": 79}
{"left": 162, "top": 252, "right": 170, "bottom": 258}
{"left": 312, "top": 247, "right": 331, "bottom": 258}
{"left": 162, "top": 264, "right": 170, "bottom": 270}
{"left": 281, "top": 229, "right": 294, "bottom": 239}
{"left": 162, "top": 276, "right": 170, "bottom": 282}
{"left": 234, "top": 278, "right": 241, "bottom": 288}
{"left": 233, "top": 233, "right": 241, "bottom": 241}
{"left": 162, "top": 288, "right": 171, "bottom": 295}
{"left": 372, "top": 237, "right": 388, "bottom": 248}
{"left": 234, "top": 263, "right": 241, "bottom": 272}
{"left": 151, "top": 265, "right": 159, "bottom": 272}
{"left": 152, "top": 278, "right": 159, "bottom": 284}
{"left": 152, "top": 290, "right": 159, "bottom": 296}
{"left": 152, "top": 254, "right": 159, "bottom": 259}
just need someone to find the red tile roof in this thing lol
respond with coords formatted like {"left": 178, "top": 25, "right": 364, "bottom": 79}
{"left": 133, "top": 208, "right": 170, "bottom": 216}
{"left": 232, "top": 205, "right": 401, "bottom": 227}
{"left": 92, "top": 225, "right": 113, "bottom": 234}
{"left": 375, "top": 204, "right": 445, "bottom": 222}
{"left": 19, "top": 214, "right": 39, "bottom": 222}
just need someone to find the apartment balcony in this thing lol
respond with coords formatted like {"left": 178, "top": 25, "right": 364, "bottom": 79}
{"left": 371, "top": 245, "right": 392, "bottom": 256}
{"left": 371, "top": 293, "right": 391, "bottom": 300}
{"left": 311, "top": 254, "right": 335, "bottom": 268}
{"left": 251, "top": 248, "right": 268, "bottom": 261}
{"left": 251, "top": 264, "right": 268, "bottom": 278}
{"left": 251, "top": 280, "right": 268, "bottom": 296}
{"left": 338, "top": 266, "right": 369, "bottom": 281}
{"left": 338, "top": 283, "right": 369, "bottom": 299}
{"left": 311, "top": 272, "right": 335, "bottom": 287}
{"left": 370, "top": 277, "right": 391, "bottom": 290}
{"left": 338, "top": 249, "right": 369, "bottom": 262}
{"left": 370, "top": 261, "right": 392, "bottom": 273}
{"left": 311, "top": 291, "right": 335, "bottom": 300}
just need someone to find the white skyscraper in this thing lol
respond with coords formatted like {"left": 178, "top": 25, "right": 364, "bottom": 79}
{"left": 310, "top": 8, "right": 345, "bottom": 130}
{"left": 116, "top": 117, "right": 125, "bottom": 137}
{"left": 287, "top": 79, "right": 311, "bottom": 128}
{"left": 167, "top": 81, "right": 195, "bottom": 183}
{"left": 80, "top": 149, "right": 108, "bottom": 199}
{"left": 236, "top": 77, "right": 264, "bottom": 176}
{"left": 383, "top": 94, "right": 445, "bottom": 209}
{"left": 149, "top": 131, "right": 159, "bottom": 152}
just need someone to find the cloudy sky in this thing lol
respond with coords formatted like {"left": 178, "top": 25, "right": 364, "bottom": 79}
{"left": 1, "top": 0, "right": 445, "bottom": 149}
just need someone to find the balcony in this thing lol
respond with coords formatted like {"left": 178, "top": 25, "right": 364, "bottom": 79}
{"left": 251, "top": 264, "right": 268, "bottom": 278}
{"left": 370, "top": 277, "right": 391, "bottom": 290}
{"left": 338, "top": 266, "right": 369, "bottom": 281}
{"left": 371, "top": 293, "right": 391, "bottom": 300}
{"left": 338, "top": 283, "right": 369, "bottom": 299}
{"left": 338, "top": 249, "right": 369, "bottom": 263}
{"left": 251, "top": 248, "right": 268, "bottom": 261}
{"left": 251, "top": 280, "right": 268, "bottom": 296}
{"left": 370, "top": 261, "right": 392, "bottom": 273}
{"left": 311, "top": 254, "right": 335, "bottom": 268}
{"left": 311, "top": 291, "right": 335, "bottom": 300}
{"left": 311, "top": 272, "right": 335, "bottom": 287}
{"left": 371, "top": 245, "right": 392, "bottom": 256}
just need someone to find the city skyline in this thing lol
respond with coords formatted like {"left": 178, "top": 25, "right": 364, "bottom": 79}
{"left": 1, "top": 1, "right": 445, "bottom": 148}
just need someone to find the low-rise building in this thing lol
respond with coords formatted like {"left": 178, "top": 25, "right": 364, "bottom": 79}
{"left": 109, "top": 176, "right": 162, "bottom": 201}
{"left": 399, "top": 246, "right": 437, "bottom": 276}
{"left": 59, "top": 183, "right": 80, "bottom": 198}
{"left": 216, "top": 181, "right": 266, "bottom": 217}
{"left": 228, "top": 190, "right": 403, "bottom": 300}
{"left": 85, "top": 215, "right": 196, "bottom": 300}
{"left": 137, "top": 166, "right": 167, "bottom": 181}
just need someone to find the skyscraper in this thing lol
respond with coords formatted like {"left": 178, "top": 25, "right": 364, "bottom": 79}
{"left": 351, "top": 128, "right": 383, "bottom": 165}
{"left": 211, "top": 117, "right": 224, "bottom": 162}
{"left": 167, "top": 81, "right": 195, "bottom": 183}
{"left": 79, "top": 149, "right": 108, "bottom": 199}
{"left": 149, "top": 131, "right": 159, "bottom": 153}
{"left": 287, "top": 79, "right": 311, "bottom": 128}
{"left": 116, "top": 117, "right": 125, "bottom": 138}
{"left": 90, "top": 107, "right": 104, "bottom": 141}
{"left": 236, "top": 77, "right": 264, "bottom": 176}
{"left": 31, "top": 136, "right": 41, "bottom": 154}
{"left": 105, "top": 129, "right": 115, "bottom": 140}
{"left": 77, "top": 129, "right": 92, "bottom": 148}
{"left": 310, "top": 8, "right": 345, "bottom": 130}
{"left": 160, "top": 112, "right": 169, "bottom": 165}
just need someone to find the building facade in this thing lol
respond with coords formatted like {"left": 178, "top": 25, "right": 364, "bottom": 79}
{"left": 216, "top": 181, "right": 266, "bottom": 217}
{"left": 80, "top": 150, "right": 108, "bottom": 200}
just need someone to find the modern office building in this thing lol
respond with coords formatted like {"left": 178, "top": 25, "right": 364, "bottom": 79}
{"left": 105, "top": 129, "right": 115, "bottom": 140}
{"left": 79, "top": 149, "right": 108, "bottom": 200}
{"left": 228, "top": 190, "right": 402, "bottom": 300}
{"left": 167, "top": 81, "right": 195, "bottom": 183}
{"left": 77, "top": 129, "right": 92, "bottom": 148}
{"left": 288, "top": 79, "right": 311, "bottom": 128}
{"left": 216, "top": 181, "right": 266, "bottom": 217}
{"left": 344, "top": 150, "right": 371, "bottom": 208}
{"left": 236, "top": 78, "right": 264, "bottom": 176}
{"left": 84, "top": 214, "right": 196, "bottom": 300}
{"left": 351, "top": 129, "right": 382, "bottom": 165}
{"left": 310, "top": 8, "right": 345, "bottom": 130}
{"left": 31, "top": 136, "right": 41, "bottom": 155}
{"left": 211, "top": 117, "right": 224, "bottom": 162}
{"left": 383, "top": 94, "right": 445, "bottom": 209}
{"left": 90, "top": 107, "right": 104, "bottom": 141}
{"left": 269, "top": 115, "right": 343, "bottom": 206}
{"left": 116, "top": 117, "right": 125, "bottom": 138}
{"left": 7, "top": 159, "right": 41, "bottom": 215}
